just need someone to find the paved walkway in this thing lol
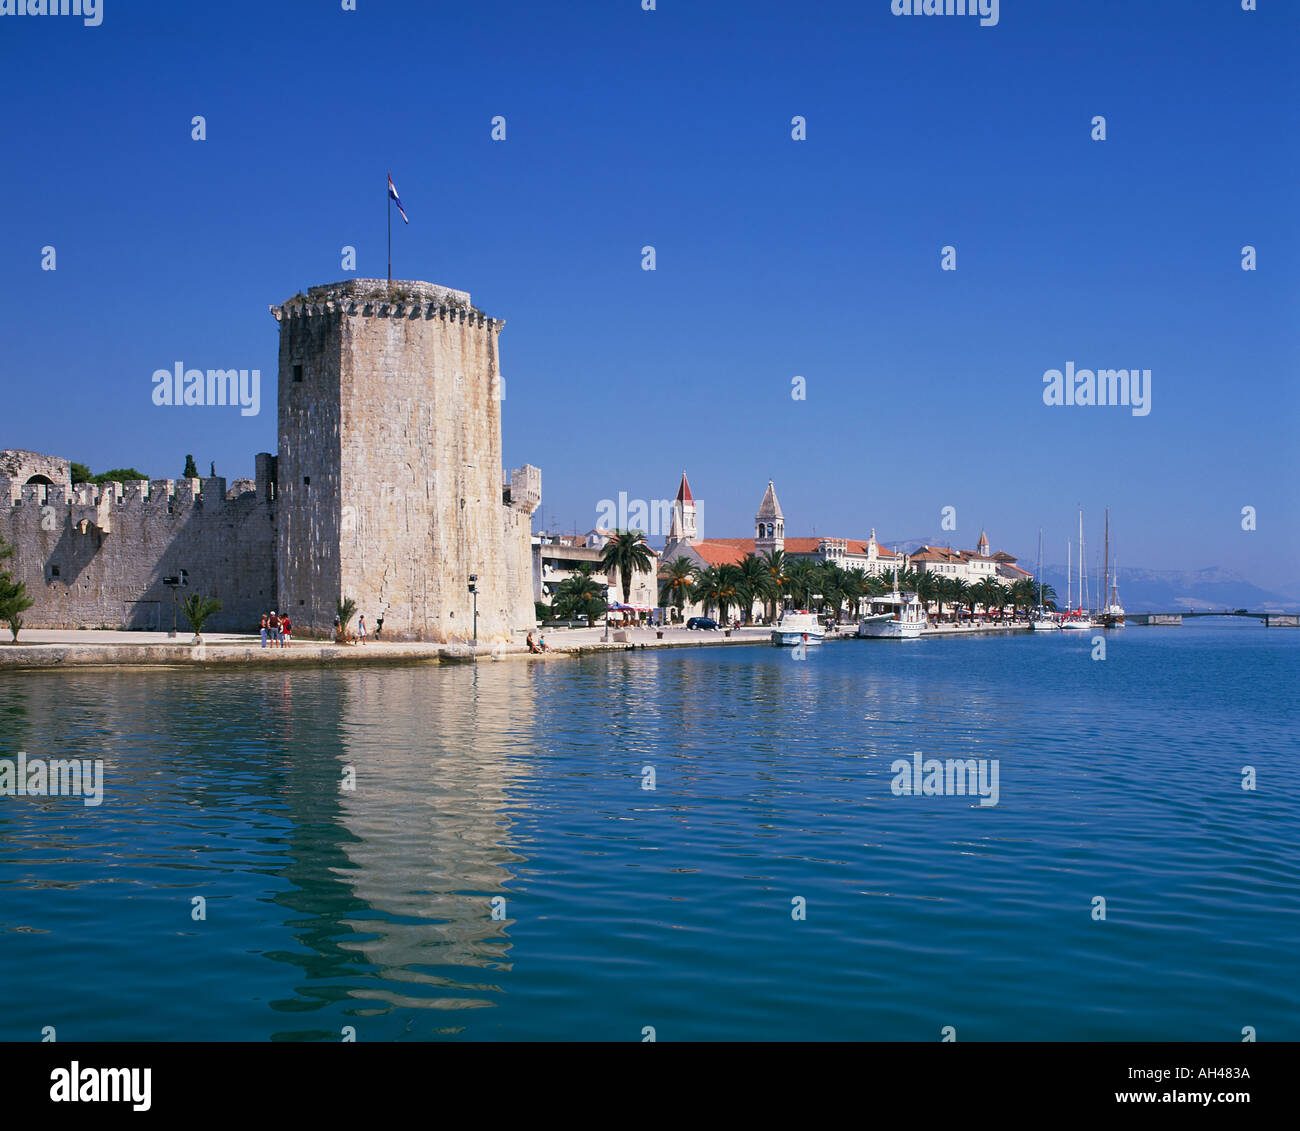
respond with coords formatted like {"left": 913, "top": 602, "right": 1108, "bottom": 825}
{"left": 0, "top": 620, "right": 1026, "bottom": 670}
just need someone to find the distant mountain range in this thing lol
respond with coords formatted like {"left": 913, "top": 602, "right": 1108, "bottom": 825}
{"left": 892, "top": 538, "right": 1299, "bottom": 612}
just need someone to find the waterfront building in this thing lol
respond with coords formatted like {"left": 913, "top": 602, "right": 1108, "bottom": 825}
{"left": 534, "top": 529, "right": 660, "bottom": 613}
{"left": 909, "top": 530, "right": 1030, "bottom": 587}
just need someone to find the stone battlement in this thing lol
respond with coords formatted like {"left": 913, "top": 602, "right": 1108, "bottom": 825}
{"left": 0, "top": 475, "right": 263, "bottom": 513}
{"left": 506, "top": 465, "right": 542, "bottom": 514}
{"left": 270, "top": 279, "right": 500, "bottom": 329}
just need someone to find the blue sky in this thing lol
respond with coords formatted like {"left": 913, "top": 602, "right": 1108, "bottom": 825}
{"left": 1, "top": 0, "right": 1295, "bottom": 586}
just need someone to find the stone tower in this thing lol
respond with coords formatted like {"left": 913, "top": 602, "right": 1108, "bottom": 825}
{"left": 755, "top": 480, "right": 784, "bottom": 555}
{"left": 271, "top": 278, "right": 538, "bottom": 643}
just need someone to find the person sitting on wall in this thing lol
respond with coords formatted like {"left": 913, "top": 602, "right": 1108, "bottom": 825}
{"left": 527, "top": 631, "right": 540, "bottom": 654}
{"left": 538, "top": 634, "right": 551, "bottom": 653}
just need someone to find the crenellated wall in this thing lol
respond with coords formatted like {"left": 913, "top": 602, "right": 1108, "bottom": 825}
{"left": 0, "top": 467, "right": 277, "bottom": 631}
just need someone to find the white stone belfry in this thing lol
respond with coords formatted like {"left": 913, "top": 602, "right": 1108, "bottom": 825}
{"left": 755, "top": 480, "right": 784, "bottom": 555}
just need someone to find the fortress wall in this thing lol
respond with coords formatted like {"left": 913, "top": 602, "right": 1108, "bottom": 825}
{"left": 0, "top": 474, "right": 276, "bottom": 632}
{"left": 504, "top": 465, "right": 542, "bottom": 630}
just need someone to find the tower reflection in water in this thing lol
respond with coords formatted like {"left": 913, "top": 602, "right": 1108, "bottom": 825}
{"left": 268, "top": 662, "right": 534, "bottom": 1037}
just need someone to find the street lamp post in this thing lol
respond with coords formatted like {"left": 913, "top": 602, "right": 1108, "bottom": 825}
{"left": 163, "top": 569, "right": 188, "bottom": 637}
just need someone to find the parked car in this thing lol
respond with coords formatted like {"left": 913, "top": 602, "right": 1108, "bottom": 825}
{"left": 686, "top": 617, "right": 719, "bottom": 630}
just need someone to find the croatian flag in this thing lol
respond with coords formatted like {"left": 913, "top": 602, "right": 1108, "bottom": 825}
{"left": 388, "top": 173, "right": 408, "bottom": 224}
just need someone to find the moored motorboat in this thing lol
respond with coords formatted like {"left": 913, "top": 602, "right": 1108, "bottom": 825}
{"left": 858, "top": 591, "right": 926, "bottom": 639}
{"left": 772, "top": 610, "right": 825, "bottom": 646}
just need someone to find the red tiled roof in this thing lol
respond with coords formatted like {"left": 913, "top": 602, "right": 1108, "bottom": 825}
{"left": 702, "top": 536, "right": 894, "bottom": 556}
{"left": 690, "top": 541, "right": 752, "bottom": 567}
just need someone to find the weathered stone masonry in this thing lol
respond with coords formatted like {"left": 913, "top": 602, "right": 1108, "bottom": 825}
{"left": 2, "top": 278, "right": 541, "bottom": 640}
{"left": 0, "top": 455, "right": 277, "bottom": 631}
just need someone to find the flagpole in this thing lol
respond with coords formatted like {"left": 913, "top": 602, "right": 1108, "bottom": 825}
{"left": 386, "top": 171, "right": 392, "bottom": 290}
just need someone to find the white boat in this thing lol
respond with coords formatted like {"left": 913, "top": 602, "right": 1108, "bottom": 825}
{"left": 858, "top": 590, "right": 926, "bottom": 639}
{"left": 772, "top": 610, "right": 825, "bottom": 646}
{"left": 1060, "top": 510, "right": 1099, "bottom": 630}
{"left": 1100, "top": 510, "right": 1125, "bottom": 628}
{"left": 1029, "top": 528, "right": 1058, "bottom": 630}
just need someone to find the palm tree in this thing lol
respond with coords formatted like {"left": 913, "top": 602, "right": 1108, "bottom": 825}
{"left": 971, "top": 577, "right": 1004, "bottom": 622}
{"left": 716, "top": 563, "right": 744, "bottom": 625}
{"left": 659, "top": 556, "right": 696, "bottom": 621}
{"left": 599, "top": 529, "right": 654, "bottom": 607}
{"left": 554, "top": 565, "right": 608, "bottom": 622}
{"left": 841, "top": 569, "right": 869, "bottom": 620}
{"left": 736, "top": 554, "right": 775, "bottom": 625}
{"left": 813, "top": 561, "right": 844, "bottom": 622}
{"left": 784, "top": 559, "right": 818, "bottom": 609}
{"left": 948, "top": 577, "right": 974, "bottom": 622}
{"left": 691, "top": 566, "right": 724, "bottom": 621}
{"left": 867, "top": 571, "right": 892, "bottom": 598}
{"left": 337, "top": 596, "right": 358, "bottom": 635}
{"left": 1009, "top": 577, "right": 1036, "bottom": 616}
{"left": 1039, "top": 580, "right": 1058, "bottom": 611}
{"left": 915, "top": 570, "right": 941, "bottom": 622}
{"left": 943, "top": 576, "right": 969, "bottom": 623}
{"left": 759, "top": 549, "right": 786, "bottom": 622}
{"left": 180, "top": 593, "right": 223, "bottom": 643}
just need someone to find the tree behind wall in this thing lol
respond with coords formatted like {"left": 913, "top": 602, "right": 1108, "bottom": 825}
{"left": 183, "top": 454, "right": 199, "bottom": 479}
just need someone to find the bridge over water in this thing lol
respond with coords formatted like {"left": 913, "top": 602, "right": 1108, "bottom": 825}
{"left": 1130, "top": 611, "right": 1299, "bottom": 627}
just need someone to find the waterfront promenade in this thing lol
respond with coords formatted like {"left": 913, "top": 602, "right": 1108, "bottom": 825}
{"left": 0, "top": 620, "right": 1029, "bottom": 670}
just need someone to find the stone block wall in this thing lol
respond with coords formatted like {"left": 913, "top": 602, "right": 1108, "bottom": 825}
{"left": 0, "top": 468, "right": 277, "bottom": 632}
{"left": 271, "top": 280, "right": 540, "bottom": 642}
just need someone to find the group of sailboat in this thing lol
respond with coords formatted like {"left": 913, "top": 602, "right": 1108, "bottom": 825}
{"left": 1046, "top": 508, "right": 1126, "bottom": 631}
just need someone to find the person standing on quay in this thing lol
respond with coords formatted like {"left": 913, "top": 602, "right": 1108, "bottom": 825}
{"left": 281, "top": 613, "right": 292, "bottom": 647}
{"left": 260, "top": 613, "right": 268, "bottom": 648}
{"left": 357, "top": 614, "right": 367, "bottom": 645}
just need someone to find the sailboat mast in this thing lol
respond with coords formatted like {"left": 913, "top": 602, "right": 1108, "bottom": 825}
{"left": 1037, "top": 528, "right": 1044, "bottom": 606}
{"left": 1103, "top": 508, "right": 1110, "bottom": 611}
{"left": 1067, "top": 539, "right": 1072, "bottom": 610}
{"left": 1079, "top": 509, "right": 1088, "bottom": 613}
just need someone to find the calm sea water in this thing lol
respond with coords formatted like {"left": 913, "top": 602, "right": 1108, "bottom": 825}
{"left": 1, "top": 623, "right": 1296, "bottom": 1042}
